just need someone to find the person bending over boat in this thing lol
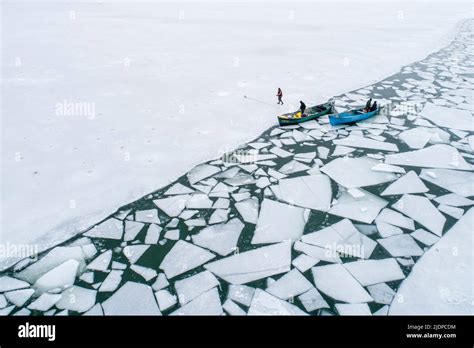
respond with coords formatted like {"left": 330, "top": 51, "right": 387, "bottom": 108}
{"left": 364, "top": 98, "right": 372, "bottom": 112}
{"left": 369, "top": 101, "right": 378, "bottom": 112}
{"left": 300, "top": 101, "right": 306, "bottom": 115}
{"left": 277, "top": 88, "right": 284, "bottom": 105}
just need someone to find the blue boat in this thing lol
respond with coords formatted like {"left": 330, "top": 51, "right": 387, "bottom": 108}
{"left": 329, "top": 107, "right": 380, "bottom": 126}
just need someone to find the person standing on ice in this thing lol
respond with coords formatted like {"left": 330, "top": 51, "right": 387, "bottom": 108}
{"left": 370, "top": 101, "right": 378, "bottom": 112}
{"left": 299, "top": 101, "right": 306, "bottom": 115}
{"left": 277, "top": 88, "right": 284, "bottom": 105}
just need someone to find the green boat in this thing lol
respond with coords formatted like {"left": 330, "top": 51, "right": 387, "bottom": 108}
{"left": 277, "top": 101, "right": 334, "bottom": 126}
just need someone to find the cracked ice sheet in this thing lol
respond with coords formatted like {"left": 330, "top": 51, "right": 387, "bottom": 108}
{"left": 301, "top": 219, "right": 376, "bottom": 259}
{"left": 344, "top": 258, "right": 405, "bottom": 286}
{"left": 420, "top": 169, "right": 474, "bottom": 197}
{"left": 159, "top": 240, "right": 215, "bottom": 279}
{"left": 334, "top": 135, "right": 398, "bottom": 152}
{"left": 329, "top": 189, "right": 388, "bottom": 224}
{"left": 248, "top": 289, "right": 307, "bottom": 315}
{"left": 204, "top": 241, "right": 291, "bottom": 284}
{"left": 398, "top": 128, "right": 433, "bottom": 149}
{"left": 192, "top": 218, "right": 244, "bottom": 256}
{"left": 187, "top": 164, "right": 221, "bottom": 185}
{"left": 321, "top": 157, "right": 396, "bottom": 189}
{"left": 266, "top": 269, "right": 313, "bottom": 300}
{"left": 384, "top": 144, "right": 472, "bottom": 170}
{"left": 153, "top": 195, "right": 190, "bottom": 217}
{"left": 311, "top": 264, "right": 373, "bottom": 303}
{"left": 276, "top": 174, "right": 332, "bottom": 211}
{"left": 390, "top": 208, "right": 474, "bottom": 315}
{"left": 252, "top": 199, "right": 306, "bottom": 244}
{"left": 174, "top": 270, "right": 219, "bottom": 305}
{"left": 392, "top": 194, "right": 445, "bottom": 236}
{"left": 419, "top": 103, "right": 473, "bottom": 131}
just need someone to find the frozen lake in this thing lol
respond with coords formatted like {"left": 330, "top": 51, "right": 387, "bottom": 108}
{"left": 1, "top": 1, "right": 471, "bottom": 267}
{"left": 0, "top": 16, "right": 472, "bottom": 316}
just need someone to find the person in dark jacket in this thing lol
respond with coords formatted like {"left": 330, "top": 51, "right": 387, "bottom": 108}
{"left": 277, "top": 88, "right": 284, "bottom": 105}
{"left": 300, "top": 101, "right": 306, "bottom": 115}
{"left": 364, "top": 98, "right": 372, "bottom": 112}
{"left": 370, "top": 101, "right": 378, "bottom": 112}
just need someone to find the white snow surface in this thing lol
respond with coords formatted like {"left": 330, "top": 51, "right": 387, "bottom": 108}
{"left": 1, "top": 1, "right": 470, "bottom": 269}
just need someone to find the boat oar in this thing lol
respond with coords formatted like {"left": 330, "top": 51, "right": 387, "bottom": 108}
{"left": 243, "top": 95, "right": 280, "bottom": 109}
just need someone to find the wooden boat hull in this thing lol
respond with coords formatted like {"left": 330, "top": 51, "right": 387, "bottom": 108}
{"left": 278, "top": 102, "right": 334, "bottom": 126}
{"left": 329, "top": 107, "right": 379, "bottom": 126}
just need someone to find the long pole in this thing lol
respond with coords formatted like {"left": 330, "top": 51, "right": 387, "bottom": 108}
{"left": 243, "top": 95, "right": 280, "bottom": 109}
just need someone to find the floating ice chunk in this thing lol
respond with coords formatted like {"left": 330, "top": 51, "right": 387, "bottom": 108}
{"left": 192, "top": 184, "right": 212, "bottom": 194}
{"left": 378, "top": 234, "right": 424, "bottom": 257}
{"left": 248, "top": 289, "right": 307, "bottom": 315}
{"left": 85, "top": 218, "right": 123, "bottom": 240}
{"left": 98, "top": 270, "right": 123, "bottom": 292}
{"left": 232, "top": 191, "right": 251, "bottom": 202}
{"left": 123, "top": 221, "right": 144, "bottom": 242}
{"left": 235, "top": 198, "right": 259, "bottom": 224}
{"left": 298, "top": 287, "right": 329, "bottom": 312}
{"left": 87, "top": 250, "right": 112, "bottom": 272}
{"left": 438, "top": 204, "right": 464, "bottom": 219}
{"left": 321, "top": 157, "right": 396, "bottom": 188}
{"left": 227, "top": 284, "right": 255, "bottom": 306}
{"left": 367, "top": 283, "right": 395, "bottom": 305}
{"left": 266, "top": 269, "right": 313, "bottom": 300}
{"left": 155, "top": 290, "right": 177, "bottom": 312}
{"left": 292, "top": 254, "right": 319, "bottom": 273}
{"left": 215, "top": 167, "right": 240, "bottom": 179}
{"left": 420, "top": 103, "right": 473, "bottom": 131}
{"left": 270, "top": 147, "right": 293, "bottom": 158}
{"left": 302, "top": 219, "right": 375, "bottom": 258}
{"left": 164, "top": 183, "right": 195, "bottom": 195}
{"left": 278, "top": 160, "right": 310, "bottom": 175}
{"left": 145, "top": 224, "right": 162, "bottom": 244}
{"left": 186, "top": 194, "right": 213, "bottom": 209}
{"left": 389, "top": 208, "right": 473, "bottom": 315}
{"left": 344, "top": 258, "right": 405, "bottom": 286}
{"left": 152, "top": 273, "right": 169, "bottom": 291}
{"left": 376, "top": 208, "right": 415, "bottom": 230}
{"left": 276, "top": 174, "right": 332, "bottom": 211}
{"left": 187, "top": 164, "right": 220, "bottom": 185}
{"left": 399, "top": 128, "right": 432, "bottom": 149}
{"left": 329, "top": 189, "right": 388, "bottom": 224}
{"left": 209, "top": 209, "right": 229, "bottom": 224}
{"left": 130, "top": 265, "right": 157, "bottom": 281}
{"left": 334, "top": 135, "right": 398, "bottom": 152}
{"left": 28, "top": 293, "right": 62, "bottom": 311}
{"left": 420, "top": 168, "right": 474, "bottom": 197}
{"left": 4, "top": 289, "right": 34, "bottom": 307}
{"left": 311, "top": 264, "right": 373, "bottom": 303}
{"left": 256, "top": 177, "right": 271, "bottom": 189}
{"left": 175, "top": 271, "right": 219, "bottom": 305}
{"left": 252, "top": 200, "right": 305, "bottom": 244}
{"left": 123, "top": 245, "right": 149, "bottom": 264}
{"left": 223, "top": 299, "right": 246, "bottom": 316}
{"left": 331, "top": 145, "right": 356, "bottom": 157}
{"left": 171, "top": 288, "right": 222, "bottom": 315}
{"left": 393, "top": 194, "right": 445, "bottom": 236}
{"left": 410, "top": 229, "right": 440, "bottom": 246}
{"left": 134, "top": 209, "right": 161, "bottom": 224}
{"left": 385, "top": 144, "right": 472, "bottom": 170}
{"left": 434, "top": 193, "right": 473, "bottom": 207}
{"left": 371, "top": 163, "right": 406, "bottom": 174}
{"left": 375, "top": 221, "right": 403, "bottom": 238}
{"left": 34, "top": 259, "right": 79, "bottom": 293}
{"left": 205, "top": 242, "right": 291, "bottom": 284}
{"left": 192, "top": 218, "right": 244, "bottom": 256}
{"left": 102, "top": 282, "right": 161, "bottom": 315}
{"left": 209, "top": 182, "right": 229, "bottom": 198}
{"left": 56, "top": 286, "right": 96, "bottom": 313}
{"left": 185, "top": 218, "right": 206, "bottom": 227}
{"left": 381, "top": 171, "right": 429, "bottom": 196}
{"left": 0, "top": 276, "right": 29, "bottom": 292}
{"left": 318, "top": 147, "right": 330, "bottom": 159}
{"left": 225, "top": 173, "right": 256, "bottom": 186}
{"left": 293, "top": 241, "right": 341, "bottom": 264}
{"left": 153, "top": 195, "right": 190, "bottom": 217}
{"left": 160, "top": 241, "right": 215, "bottom": 279}
{"left": 336, "top": 303, "right": 371, "bottom": 315}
